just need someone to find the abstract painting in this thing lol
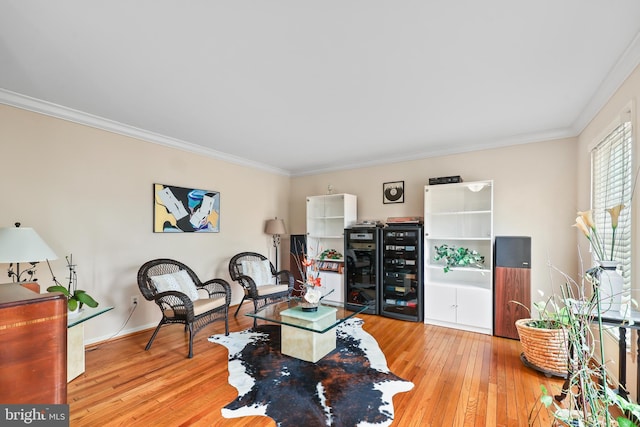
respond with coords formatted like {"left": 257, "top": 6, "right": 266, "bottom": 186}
{"left": 153, "top": 183, "right": 220, "bottom": 232}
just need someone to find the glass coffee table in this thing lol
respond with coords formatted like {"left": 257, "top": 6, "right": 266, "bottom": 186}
{"left": 247, "top": 299, "right": 367, "bottom": 362}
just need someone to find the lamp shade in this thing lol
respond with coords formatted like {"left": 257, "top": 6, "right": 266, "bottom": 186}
{"left": 0, "top": 226, "right": 58, "bottom": 263}
{"left": 264, "top": 219, "right": 286, "bottom": 235}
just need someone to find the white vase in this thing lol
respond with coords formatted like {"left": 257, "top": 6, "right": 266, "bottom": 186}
{"left": 597, "top": 260, "right": 623, "bottom": 315}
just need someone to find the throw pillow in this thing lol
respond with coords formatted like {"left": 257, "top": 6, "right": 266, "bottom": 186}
{"left": 150, "top": 269, "right": 200, "bottom": 301}
{"left": 241, "top": 259, "right": 276, "bottom": 287}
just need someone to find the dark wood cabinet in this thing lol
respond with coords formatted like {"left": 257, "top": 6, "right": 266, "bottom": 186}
{"left": 0, "top": 283, "right": 67, "bottom": 403}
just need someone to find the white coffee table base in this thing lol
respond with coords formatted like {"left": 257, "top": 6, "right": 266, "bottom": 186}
{"left": 280, "top": 306, "right": 338, "bottom": 363}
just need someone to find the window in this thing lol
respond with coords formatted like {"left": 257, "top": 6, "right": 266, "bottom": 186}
{"left": 591, "top": 119, "right": 633, "bottom": 311}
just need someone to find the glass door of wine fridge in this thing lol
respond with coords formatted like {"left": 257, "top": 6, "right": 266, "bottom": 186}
{"left": 344, "top": 227, "right": 382, "bottom": 314}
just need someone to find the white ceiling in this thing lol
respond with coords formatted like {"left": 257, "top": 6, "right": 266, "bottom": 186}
{"left": 2, "top": 1, "right": 640, "bottom": 176}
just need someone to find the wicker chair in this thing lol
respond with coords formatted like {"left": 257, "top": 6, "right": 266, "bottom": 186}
{"left": 228, "top": 252, "right": 294, "bottom": 323}
{"left": 137, "top": 258, "right": 231, "bottom": 358}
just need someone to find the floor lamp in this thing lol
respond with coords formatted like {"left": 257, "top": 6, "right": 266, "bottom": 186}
{"left": 265, "top": 218, "right": 286, "bottom": 271}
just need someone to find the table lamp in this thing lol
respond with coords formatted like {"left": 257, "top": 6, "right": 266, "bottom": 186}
{"left": 265, "top": 218, "right": 286, "bottom": 270}
{"left": 0, "top": 222, "right": 58, "bottom": 282}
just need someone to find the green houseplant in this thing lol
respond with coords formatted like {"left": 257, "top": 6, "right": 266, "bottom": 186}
{"left": 433, "top": 244, "right": 484, "bottom": 272}
{"left": 46, "top": 254, "right": 98, "bottom": 312}
{"left": 526, "top": 205, "right": 640, "bottom": 427}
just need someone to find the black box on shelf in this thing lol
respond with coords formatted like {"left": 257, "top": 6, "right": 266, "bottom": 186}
{"left": 428, "top": 175, "right": 463, "bottom": 185}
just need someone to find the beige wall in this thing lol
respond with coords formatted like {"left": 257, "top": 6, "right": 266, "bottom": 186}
{"left": 291, "top": 137, "right": 579, "bottom": 300}
{"left": 0, "top": 104, "right": 290, "bottom": 343}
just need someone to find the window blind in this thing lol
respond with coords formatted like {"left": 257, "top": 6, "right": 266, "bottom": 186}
{"left": 591, "top": 120, "right": 633, "bottom": 310}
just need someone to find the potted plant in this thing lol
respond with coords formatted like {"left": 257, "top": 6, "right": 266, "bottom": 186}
{"left": 433, "top": 244, "right": 484, "bottom": 272}
{"left": 46, "top": 254, "right": 98, "bottom": 313}
{"left": 512, "top": 297, "right": 570, "bottom": 377}
{"left": 526, "top": 205, "right": 640, "bottom": 427}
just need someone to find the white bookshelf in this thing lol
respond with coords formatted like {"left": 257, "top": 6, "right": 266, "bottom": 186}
{"left": 423, "top": 180, "right": 493, "bottom": 334}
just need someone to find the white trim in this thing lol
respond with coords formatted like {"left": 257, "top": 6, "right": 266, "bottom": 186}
{"left": 0, "top": 88, "right": 290, "bottom": 177}
{"left": 3, "top": 25, "right": 640, "bottom": 178}
{"left": 573, "top": 30, "right": 640, "bottom": 136}
{"left": 84, "top": 321, "right": 157, "bottom": 346}
{"left": 295, "top": 127, "right": 576, "bottom": 176}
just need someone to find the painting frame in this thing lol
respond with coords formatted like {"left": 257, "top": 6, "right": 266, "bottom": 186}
{"left": 383, "top": 181, "right": 405, "bottom": 204}
{"left": 153, "top": 183, "right": 220, "bottom": 233}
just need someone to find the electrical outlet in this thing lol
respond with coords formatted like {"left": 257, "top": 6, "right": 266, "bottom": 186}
{"left": 131, "top": 296, "right": 138, "bottom": 305}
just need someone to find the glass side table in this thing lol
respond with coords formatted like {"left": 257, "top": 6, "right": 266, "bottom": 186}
{"left": 67, "top": 306, "right": 114, "bottom": 382}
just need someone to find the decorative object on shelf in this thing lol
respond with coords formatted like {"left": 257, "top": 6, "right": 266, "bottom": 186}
{"left": 382, "top": 181, "right": 404, "bottom": 204}
{"left": 319, "top": 248, "right": 342, "bottom": 260}
{"left": 265, "top": 217, "right": 286, "bottom": 270}
{"left": 153, "top": 183, "right": 220, "bottom": 233}
{"left": 428, "top": 175, "right": 462, "bottom": 185}
{"left": 46, "top": 254, "right": 98, "bottom": 312}
{"left": 466, "top": 182, "right": 488, "bottom": 192}
{"left": 433, "top": 244, "right": 484, "bottom": 272}
{"left": 386, "top": 216, "right": 423, "bottom": 225}
{"left": 0, "top": 222, "right": 58, "bottom": 283}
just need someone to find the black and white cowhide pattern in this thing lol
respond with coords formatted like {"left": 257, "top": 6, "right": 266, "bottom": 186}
{"left": 209, "top": 318, "right": 413, "bottom": 427}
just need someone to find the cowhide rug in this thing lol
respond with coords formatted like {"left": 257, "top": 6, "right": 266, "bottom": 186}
{"left": 209, "top": 318, "right": 413, "bottom": 427}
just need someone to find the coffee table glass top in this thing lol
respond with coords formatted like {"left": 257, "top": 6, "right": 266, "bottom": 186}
{"left": 246, "top": 299, "right": 367, "bottom": 333}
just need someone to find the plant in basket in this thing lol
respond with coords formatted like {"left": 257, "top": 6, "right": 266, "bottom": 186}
{"left": 524, "top": 259, "right": 640, "bottom": 426}
{"left": 512, "top": 294, "right": 570, "bottom": 378}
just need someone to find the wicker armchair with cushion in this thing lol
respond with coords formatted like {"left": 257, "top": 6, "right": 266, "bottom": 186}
{"left": 228, "top": 252, "right": 294, "bottom": 322}
{"left": 137, "top": 258, "right": 231, "bottom": 358}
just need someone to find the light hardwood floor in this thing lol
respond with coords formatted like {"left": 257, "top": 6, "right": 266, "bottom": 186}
{"left": 68, "top": 304, "right": 563, "bottom": 426}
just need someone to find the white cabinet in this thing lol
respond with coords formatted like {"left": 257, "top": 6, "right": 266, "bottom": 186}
{"left": 425, "top": 284, "right": 492, "bottom": 333}
{"left": 423, "top": 180, "right": 493, "bottom": 335}
{"left": 319, "top": 271, "right": 344, "bottom": 305}
{"left": 306, "top": 194, "right": 357, "bottom": 303}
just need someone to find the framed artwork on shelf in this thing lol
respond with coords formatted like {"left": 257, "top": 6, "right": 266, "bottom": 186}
{"left": 153, "top": 183, "right": 220, "bottom": 233}
{"left": 383, "top": 181, "right": 405, "bottom": 204}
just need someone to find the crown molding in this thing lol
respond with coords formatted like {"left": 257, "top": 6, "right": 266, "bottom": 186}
{"left": 293, "top": 127, "right": 577, "bottom": 176}
{"left": 0, "top": 89, "right": 290, "bottom": 176}
{"left": 572, "top": 29, "right": 640, "bottom": 134}
{"left": 5, "top": 24, "right": 639, "bottom": 180}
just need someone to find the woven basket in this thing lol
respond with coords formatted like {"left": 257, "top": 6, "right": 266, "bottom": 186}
{"left": 515, "top": 318, "right": 568, "bottom": 375}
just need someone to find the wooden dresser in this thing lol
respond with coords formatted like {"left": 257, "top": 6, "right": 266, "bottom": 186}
{"left": 0, "top": 283, "right": 67, "bottom": 403}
